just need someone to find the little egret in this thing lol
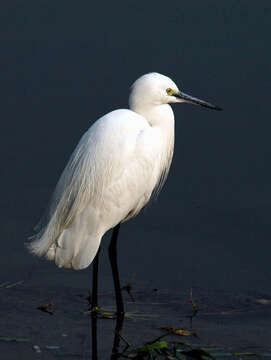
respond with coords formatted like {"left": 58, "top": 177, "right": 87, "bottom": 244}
{"left": 28, "top": 72, "right": 221, "bottom": 313}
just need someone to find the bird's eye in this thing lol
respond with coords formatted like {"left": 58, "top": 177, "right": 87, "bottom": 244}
{"left": 166, "top": 88, "right": 174, "bottom": 96}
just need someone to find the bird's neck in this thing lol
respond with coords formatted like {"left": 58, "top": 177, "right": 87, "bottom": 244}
{"left": 132, "top": 103, "right": 174, "bottom": 127}
{"left": 133, "top": 103, "right": 175, "bottom": 192}
{"left": 131, "top": 105, "right": 175, "bottom": 152}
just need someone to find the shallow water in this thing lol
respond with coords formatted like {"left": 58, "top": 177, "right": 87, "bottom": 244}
{"left": 1, "top": 0, "right": 271, "bottom": 358}
{"left": 1, "top": 281, "right": 271, "bottom": 359}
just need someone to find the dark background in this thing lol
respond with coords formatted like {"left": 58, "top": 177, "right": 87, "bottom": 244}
{"left": 1, "top": 1, "right": 271, "bottom": 293}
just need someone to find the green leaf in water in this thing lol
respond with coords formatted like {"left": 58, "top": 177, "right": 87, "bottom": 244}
{"left": 255, "top": 298, "right": 271, "bottom": 305}
{"left": 207, "top": 352, "right": 235, "bottom": 357}
{"left": 127, "top": 340, "right": 168, "bottom": 354}
{"left": 0, "top": 337, "right": 31, "bottom": 342}
{"left": 234, "top": 352, "right": 258, "bottom": 356}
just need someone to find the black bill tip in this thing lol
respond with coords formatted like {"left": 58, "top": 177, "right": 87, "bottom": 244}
{"left": 201, "top": 103, "right": 223, "bottom": 111}
{"left": 176, "top": 91, "right": 223, "bottom": 111}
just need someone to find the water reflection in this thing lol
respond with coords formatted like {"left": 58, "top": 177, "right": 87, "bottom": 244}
{"left": 91, "top": 311, "right": 124, "bottom": 360}
{"left": 91, "top": 312, "right": 98, "bottom": 360}
{"left": 111, "top": 313, "right": 125, "bottom": 360}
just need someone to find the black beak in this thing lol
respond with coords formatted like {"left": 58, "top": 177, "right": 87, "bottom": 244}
{"left": 175, "top": 91, "right": 222, "bottom": 111}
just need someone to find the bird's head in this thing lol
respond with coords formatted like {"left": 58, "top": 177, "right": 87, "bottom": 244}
{"left": 129, "top": 72, "right": 222, "bottom": 111}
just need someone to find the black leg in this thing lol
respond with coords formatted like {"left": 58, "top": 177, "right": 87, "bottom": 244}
{"left": 91, "top": 311, "right": 98, "bottom": 360}
{"left": 108, "top": 223, "right": 124, "bottom": 314}
{"left": 111, "top": 312, "right": 124, "bottom": 359}
{"left": 91, "top": 248, "right": 100, "bottom": 310}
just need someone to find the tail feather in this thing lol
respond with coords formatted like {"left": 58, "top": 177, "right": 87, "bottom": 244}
{"left": 53, "top": 227, "right": 101, "bottom": 269}
{"left": 71, "top": 235, "right": 101, "bottom": 270}
{"left": 27, "top": 220, "right": 58, "bottom": 259}
{"left": 27, "top": 190, "right": 104, "bottom": 269}
{"left": 28, "top": 217, "right": 102, "bottom": 270}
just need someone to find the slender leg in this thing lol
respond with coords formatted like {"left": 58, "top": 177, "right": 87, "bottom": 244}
{"left": 91, "top": 248, "right": 100, "bottom": 310}
{"left": 111, "top": 312, "right": 124, "bottom": 359}
{"left": 108, "top": 223, "right": 124, "bottom": 314}
{"left": 91, "top": 249, "right": 100, "bottom": 359}
{"left": 91, "top": 311, "right": 98, "bottom": 360}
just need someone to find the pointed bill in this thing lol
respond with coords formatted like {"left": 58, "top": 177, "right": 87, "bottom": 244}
{"left": 175, "top": 91, "right": 222, "bottom": 111}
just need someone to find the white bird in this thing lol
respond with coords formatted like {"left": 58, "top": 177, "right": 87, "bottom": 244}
{"left": 28, "top": 72, "right": 221, "bottom": 313}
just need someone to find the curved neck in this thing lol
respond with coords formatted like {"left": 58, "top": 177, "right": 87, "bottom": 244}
{"left": 131, "top": 103, "right": 175, "bottom": 194}
{"left": 130, "top": 103, "right": 174, "bottom": 127}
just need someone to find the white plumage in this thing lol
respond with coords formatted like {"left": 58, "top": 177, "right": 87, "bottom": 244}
{"left": 28, "top": 72, "right": 220, "bottom": 270}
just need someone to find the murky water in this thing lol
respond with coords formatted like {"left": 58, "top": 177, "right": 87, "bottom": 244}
{"left": 1, "top": 1, "right": 271, "bottom": 358}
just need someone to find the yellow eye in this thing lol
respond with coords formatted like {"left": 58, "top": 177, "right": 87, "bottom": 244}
{"left": 166, "top": 88, "right": 174, "bottom": 96}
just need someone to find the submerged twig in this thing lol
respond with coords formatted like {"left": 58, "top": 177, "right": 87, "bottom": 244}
{"left": 37, "top": 301, "right": 54, "bottom": 315}
{"left": 0, "top": 280, "right": 24, "bottom": 289}
{"left": 187, "top": 288, "right": 198, "bottom": 327}
{"left": 118, "top": 333, "right": 131, "bottom": 348}
{"left": 122, "top": 273, "right": 136, "bottom": 302}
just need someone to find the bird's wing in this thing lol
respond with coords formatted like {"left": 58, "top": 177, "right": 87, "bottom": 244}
{"left": 28, "top": 109, "right": 158, "bottom": 259}
{"left": 52, "top": 109, "right": 150, "bottom": 220}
